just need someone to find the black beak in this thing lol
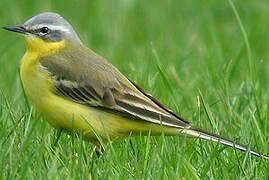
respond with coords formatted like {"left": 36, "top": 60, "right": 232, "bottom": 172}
{"left": 3, "top": 25, "right": 27, "bottom": 34}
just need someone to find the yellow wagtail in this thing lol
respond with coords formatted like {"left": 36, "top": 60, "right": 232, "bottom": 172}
{"left": 3, "top": 12, "right": 268, "bottom": 160}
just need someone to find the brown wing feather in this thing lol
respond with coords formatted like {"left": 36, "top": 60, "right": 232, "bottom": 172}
{"left": 129, "top": 80, "right": 190, "bottom": 124}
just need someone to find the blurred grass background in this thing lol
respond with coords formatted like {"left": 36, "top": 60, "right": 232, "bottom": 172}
{"left": 0, "top": 0, "right": 269, "bottom": 179}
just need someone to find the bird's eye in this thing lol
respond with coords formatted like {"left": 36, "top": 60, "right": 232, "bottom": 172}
{"left": 40, "top": 27, "right": 49, "bottom": 35}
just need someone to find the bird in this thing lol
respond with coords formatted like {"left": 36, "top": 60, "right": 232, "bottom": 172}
{"left": 3, "top": 12, "right": 268, "bottom": 160}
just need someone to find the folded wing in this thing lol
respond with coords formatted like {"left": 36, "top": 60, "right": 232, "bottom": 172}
{"left": 40, "top": 45, "right": 190, "bottom": 129}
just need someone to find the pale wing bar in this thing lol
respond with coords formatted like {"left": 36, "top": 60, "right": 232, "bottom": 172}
{"left": 53, "top": 79, "right": 188, "bottom": 128}
{"left": 129, "top": 80, "right": 190, "bottom": 124}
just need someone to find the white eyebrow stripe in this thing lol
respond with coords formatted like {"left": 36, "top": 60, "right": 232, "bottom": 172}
{"left": 32, "top": 24, "right": 70, "bottom": 33}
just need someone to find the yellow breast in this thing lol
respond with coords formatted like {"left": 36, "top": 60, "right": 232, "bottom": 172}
{"left": 20, "top": 36, "right": 66, "bottom": 107}
{"left": 20, "top": 36, "right": 68, "bottom": 127}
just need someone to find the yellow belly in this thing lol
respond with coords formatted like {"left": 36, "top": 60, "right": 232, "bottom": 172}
{"left": 20, "top": 50, "right": 178, "bottom": 144}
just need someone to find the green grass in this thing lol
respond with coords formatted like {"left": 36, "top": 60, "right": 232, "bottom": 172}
{"left": 0, "top": 0, "right": 269, "bottom": 179}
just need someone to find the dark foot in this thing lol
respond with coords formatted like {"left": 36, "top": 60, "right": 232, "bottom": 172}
{"left": 95, "top": 145, "right": 104, "bottom": 157}
{"left": 90, "top": 145, "right": 104, "bottom": 158}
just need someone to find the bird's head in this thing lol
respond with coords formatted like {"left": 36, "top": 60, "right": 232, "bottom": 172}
{"left": 3, "top": 12, "right": 81, "bottom": 52}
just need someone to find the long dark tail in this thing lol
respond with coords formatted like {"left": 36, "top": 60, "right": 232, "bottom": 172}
{"left": 181, "top": 126, "right": 269, "bottom": 160}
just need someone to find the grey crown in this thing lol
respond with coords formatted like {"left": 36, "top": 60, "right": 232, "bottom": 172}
{"left": 23, "top": 12, "right": 82, "bottom": 44}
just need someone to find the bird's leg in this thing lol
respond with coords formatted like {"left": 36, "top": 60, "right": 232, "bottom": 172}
{"left": 94, "top": 144, "right": 104, "bottom": 157}
{"left": 90, "top": 142, "right": 104, "bottom": 158}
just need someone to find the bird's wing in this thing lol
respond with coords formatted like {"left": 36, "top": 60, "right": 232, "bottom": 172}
{"left": 40, "top": 45, "right": 190, "bottom": 129}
